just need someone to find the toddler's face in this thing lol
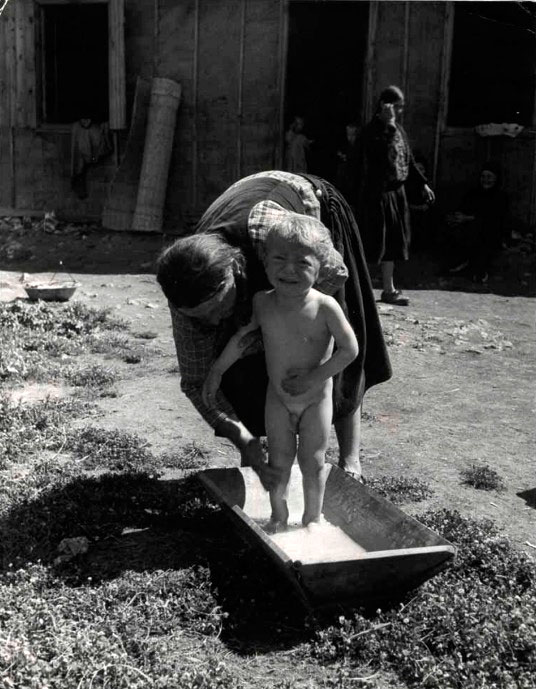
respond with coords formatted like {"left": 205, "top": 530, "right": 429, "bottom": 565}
{"left": 264, "top": 236, "right": 320, "bottom": 296}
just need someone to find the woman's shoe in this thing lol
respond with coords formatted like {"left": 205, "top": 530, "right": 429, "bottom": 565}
{"left": 380, "top": 289, "right": 409, "bottom": 306}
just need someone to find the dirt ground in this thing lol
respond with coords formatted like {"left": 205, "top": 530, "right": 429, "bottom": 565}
{"left": 1, "top": 223, "right": 535, "bottom": 555}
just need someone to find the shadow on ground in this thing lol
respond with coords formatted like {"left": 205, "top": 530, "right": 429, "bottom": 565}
{"left": 0, "top": 471, "right": 315, "bottom": 652}
{"left": 517, "top": 488, "right": 536, "bottom": 509}
{"left": 2, "top": 222, "right": 535, "bottom": 297}
{"left": 371, "top": 248, "right": 536, "bottom": 299}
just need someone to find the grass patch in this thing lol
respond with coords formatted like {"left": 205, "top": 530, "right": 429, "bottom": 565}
{"left": 63, "top": 427, "right": 154, "bottom": 472}
{"left": 460, "top": 463, "right": 506, "bottom": 492}
{"left": 158, "top": 442, "right": 210, "bottom": 471}
{"left": 365, "top": 475, "right": 434, "bottom": 504}
{"left": 0, "top": 300, "right": 126, "bottom": 336}
{"left": 311, "top": 509, "right": 536, "bottom": 688}
{"left": 3, "top": 447, "right": 533, "bottom": 687}
{"left": 0, "top": 564, "right": 227, "bottom": 689}
{"left": 0, "top": 394, "right": 94, "bottom": 467}
{"left": 66, "top": 363, "right": 119, "bottom": 389}
{"left": 0, "top": 301, "right": 128, "bottom": 386}
{"left": 63, "top": 428, "right": 211, "bottom": 474}
{"left": 0, "top": 340, "right": 63, "bottom": 383}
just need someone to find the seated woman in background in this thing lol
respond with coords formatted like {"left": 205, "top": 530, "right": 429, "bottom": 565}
{"left": 438, "top": 161, "right": 510, "bottom": 283}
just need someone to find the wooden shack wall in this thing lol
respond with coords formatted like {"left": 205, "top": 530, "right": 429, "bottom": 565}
{"left": 0, "top": 0, "right": 534, "bottom": 230}
{"left": 157, "top": 0, "right": 282, "bottom": 228}
{"left": 0, "top": 0, "right": 156, "bottom": 220}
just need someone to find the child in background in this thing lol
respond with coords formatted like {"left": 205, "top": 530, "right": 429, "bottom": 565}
{"left": 203, "top": 214, "right": 359, "bottom": 533}
{"left": 285, "top": 116, "right": 313, "bottom": 173}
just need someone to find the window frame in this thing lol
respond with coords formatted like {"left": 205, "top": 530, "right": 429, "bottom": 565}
{"left": 445, "top": 1, "right": 536, "bottom": 131}
{"left": 34, "top": 0, "right": 125, "bottom": 131}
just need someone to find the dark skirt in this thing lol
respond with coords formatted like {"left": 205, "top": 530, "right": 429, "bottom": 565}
{"left": 360, "top": 185, "right": 411, "bottom": 264}
{"left": 219, "top": 175, "right": 392, "bottom": 437}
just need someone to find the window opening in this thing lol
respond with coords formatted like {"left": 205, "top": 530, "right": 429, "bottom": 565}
{"left": 41, "top": 3, "right": 109, "bottom": 124}
{"left": 285, "top": 1, "right": 369, "bottom": 182}
{"left": 448, "top": 1, "right": 536, "bottom": 127}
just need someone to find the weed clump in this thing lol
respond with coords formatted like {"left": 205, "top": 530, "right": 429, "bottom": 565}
{"left": 64, "top": 427, "right": 154, "bottom": 472}
{"left": 0, "top": 564, "right": 227, "bottom": 689}
{"left": 460, "top": 463, "right": 506, "bottom": 491}
{"left": 0, "top": 301, "right": 128, "bottom": 386}
{"left": 365, "top": 475, "right": 434, "bottom": 504}
{"left": 0, "top": 394, "right": 93, "bottom": 466}
{"left": 62, "top": 428, "right": 211, "bottom": 474}
{"left": 311, "top": 509, "right": 536, "bottom": 689}
{"left": 66, "top": 363, "right": 119, "bottom": 389}
{"left": 158, "top": 442, "right": 210, "bottom": 471}
{"left": 0, "top": 300, "right": 126, "bottom": 337}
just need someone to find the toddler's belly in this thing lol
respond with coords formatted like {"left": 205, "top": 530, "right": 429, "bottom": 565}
{"left": 269, "top": 379, "right": 332, "bottom": 416}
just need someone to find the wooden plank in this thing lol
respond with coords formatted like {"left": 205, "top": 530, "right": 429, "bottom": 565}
{"left": 5, "top": 0, "right": 16, "bottom": 127}
{"left": 432, "top": 1, "right": 454, "bottom": 186}
{"left": 241, "top": 0, "right": 281, "bottom": 175}
{"left": 363, "top": 1, "right": 378, "bottom": 123}
{"left": 401, "top": 1, "right": 410, "bottom": 103}
{"left": 323, "top": 466, "right": 452, "bottom": 552}
{"left": 195, "top": 0, "right": 242, "bottom": 207}
{"left": 276, "top": 0, "right": 288, "bottom": 171}
{"left": 156, "top": 0, "right": 197, "bottom": 227}
{"left": 403, "top": 2, "right": 445, "bottom": 168}
{"left": 0, "top": 207, "right": 46, "bottom": 217}
{"left": 236, "top": 0, "right": 246, "bottom": 180}
{"left": 0, "top": 14, "right": 8, "bottom": 126}
{"left": 192, "top": 0, "right": 199, "bottom": 207}
{"left": 372, "top": 0, "right": 405, "bottom": 99}
{"left": 297, "top": 547, "right": 454, "bottom": 605}
{"left": 109, "top": 0, "right": 126, "bottom": 129}
{"left": 36, "top": 0, "right": 108, "bottom": 4}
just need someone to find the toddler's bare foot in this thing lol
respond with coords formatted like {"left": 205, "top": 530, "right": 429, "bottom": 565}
{"left": 302, "top": 515, "right": 326, "bottom": 532}
{"left": 265, "top": 519, "right": 288, "bottom": 535}
{"left": 338, "top": 457, "right": 362, "bottom": 481}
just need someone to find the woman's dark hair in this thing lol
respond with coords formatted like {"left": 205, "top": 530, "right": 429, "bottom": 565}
{"left": 379, "top": 85, "right": 404, "bottom": 104}
{"left": 157, "top": 233, "right": 245, "bottom": 308}
{"left": 375, "top": 85, "right": 405, "bottom": 115}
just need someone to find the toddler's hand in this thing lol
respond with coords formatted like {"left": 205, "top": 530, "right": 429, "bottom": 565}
{"left": 202, "top": 368, "right": 222, "bottom": 407}
{"left": 281, "top": 367, "right": 314, "bottom": 396}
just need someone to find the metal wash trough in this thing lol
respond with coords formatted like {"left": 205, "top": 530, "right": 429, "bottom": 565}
{"left": 198, "top": 465, "right": 456, "bottom": 609}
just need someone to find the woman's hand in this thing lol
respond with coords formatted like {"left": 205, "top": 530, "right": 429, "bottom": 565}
{"left": 423, "top": 184, "right": 435, "bottom": 204}
{"left": 202, "top": 367, "right": 222, "bottom": 407}
{"left": 281, "top": 367, "right": 315, "bottom": 397}
{"left": 240, "top": 437, "right": 281, "bottom": 491}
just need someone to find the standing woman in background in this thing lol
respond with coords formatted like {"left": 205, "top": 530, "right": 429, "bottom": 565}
{"left": 356, "top": 85, "right": 435, "bottom": 305}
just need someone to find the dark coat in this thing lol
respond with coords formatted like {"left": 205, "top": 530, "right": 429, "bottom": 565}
{"left": 356, "top": 117, "right": 427, "bottom": 263}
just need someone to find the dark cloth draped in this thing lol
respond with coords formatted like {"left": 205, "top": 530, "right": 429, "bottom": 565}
{"left": 301, "top": 174, "right": 392, "bottom": 416}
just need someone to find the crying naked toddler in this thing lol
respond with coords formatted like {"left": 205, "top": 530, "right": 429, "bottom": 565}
{"left": 203, "top": 213, "right": 359, "bottom": 533}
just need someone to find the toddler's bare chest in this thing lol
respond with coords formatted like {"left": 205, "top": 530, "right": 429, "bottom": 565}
{"left": 261, "top": 312, "right": 329, "bottom": 349}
